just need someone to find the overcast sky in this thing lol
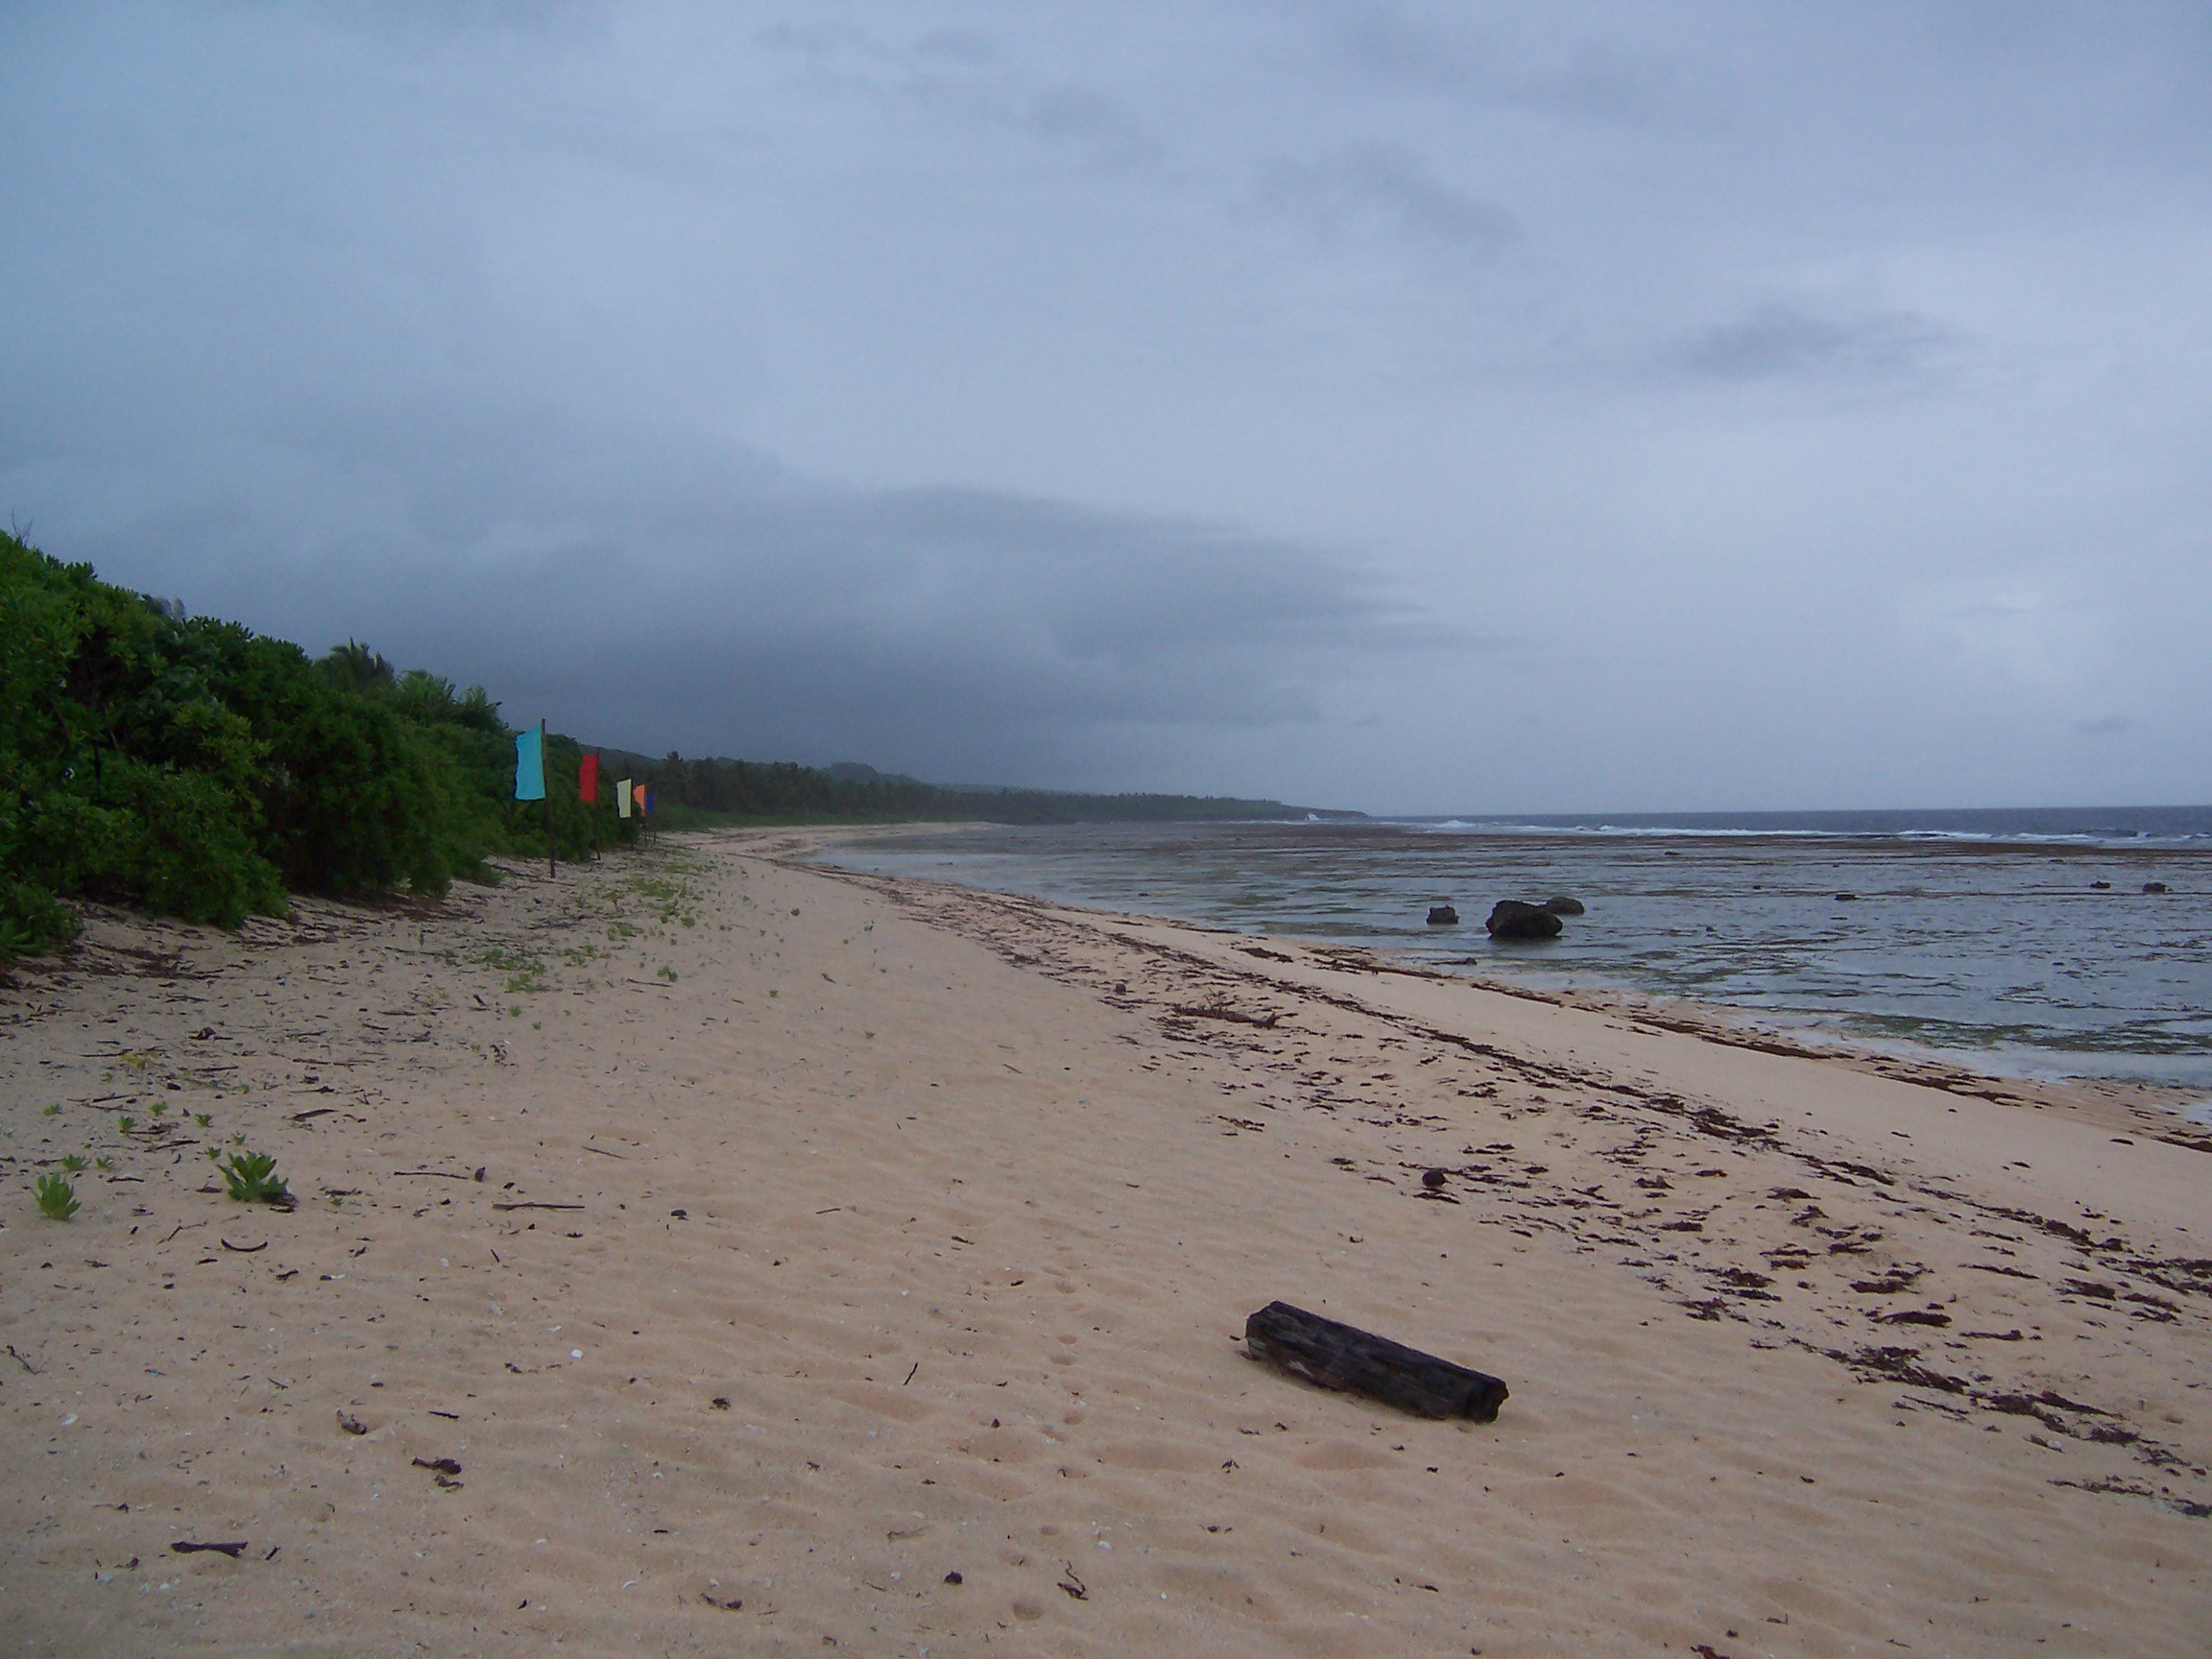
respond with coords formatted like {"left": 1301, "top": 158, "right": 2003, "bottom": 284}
{"left": 5, "top": 3, "right": 2208, "bottom": 812}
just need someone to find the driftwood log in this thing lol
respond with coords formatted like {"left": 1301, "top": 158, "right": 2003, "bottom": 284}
{"left": 1244, "top": 1301, "right": 1509, "bottom": 1422}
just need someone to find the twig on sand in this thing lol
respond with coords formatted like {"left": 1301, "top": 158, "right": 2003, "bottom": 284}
{"left": 1169, "top": 1002, "right": 1280, "bottom": 1029}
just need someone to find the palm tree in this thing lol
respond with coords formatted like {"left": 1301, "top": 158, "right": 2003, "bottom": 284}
{"left": 317, "top": 638, "right": 396, "bottom": 695}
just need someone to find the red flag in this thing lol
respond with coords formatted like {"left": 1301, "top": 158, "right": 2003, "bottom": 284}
{"left": 578, "top": 751, "right": 600, "bottom": 804}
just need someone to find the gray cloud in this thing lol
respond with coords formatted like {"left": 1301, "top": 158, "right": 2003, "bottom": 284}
{"left": 3, "top": 2, "right": 2208, "bottom": 810}
{"left": 1254, "top": 144, "right": 1514, "bottom": 255}
{"left": 1334, "top": 5, "right": 1678, "bottom": 126}
{"left": 1021, "top": 85, "right": 1159, "bottom": 166}
{"left": 749, "top": 13, "right": 1157, "bottom": 171}
{"left": 36, "top": 393, "right": 1443, "bottom": 787}
{"left": 1670, "top": 303, "right": 1960, "bottom": 384}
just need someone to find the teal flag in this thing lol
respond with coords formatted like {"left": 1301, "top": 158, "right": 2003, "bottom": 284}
{"left": 514, "top": 728, "right": 545, "bottom": 801}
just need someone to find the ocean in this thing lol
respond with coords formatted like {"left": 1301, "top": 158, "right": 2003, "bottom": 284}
{"left": 813, "top": 808, "right": 2212, "bottom": 1094}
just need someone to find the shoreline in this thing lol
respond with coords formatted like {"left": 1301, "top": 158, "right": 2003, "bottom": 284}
{"left": 795, "top": 823, "right": 2212, "bottom": 1142}
{"left": 2, "top": 830, "right": 2205, "bottom": 1655}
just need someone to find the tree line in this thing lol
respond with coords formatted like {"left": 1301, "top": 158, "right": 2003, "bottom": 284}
{"left": 0, "top": 531, "right": 629, "bottom": 957}
{"left": 609, "top": 751, "right": 1323, "bottom": 828}
{"left": 1, "top": 529, "right": 1342, "bottom": 959}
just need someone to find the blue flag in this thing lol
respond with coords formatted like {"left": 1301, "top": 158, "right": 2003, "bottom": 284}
{"left": 514, "top": 728, "right": 545, "bottom": 801}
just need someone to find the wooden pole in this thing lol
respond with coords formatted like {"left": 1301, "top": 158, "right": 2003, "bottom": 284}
{"left": 589, "top": 751, "right": 600, "bottom": 862}
{"left": 541, "top": 719, "right": 556, "bottom": 879}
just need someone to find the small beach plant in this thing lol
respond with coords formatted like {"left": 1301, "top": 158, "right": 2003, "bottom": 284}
{"left": 94, "top": 1156, "right": 114, "bottom": 1172}
{"left": 193, "top": 1113, "right": 211, "bottom": 1128}
{"left": 219, "top": 1151, "right": 288, "bottom": 1204}
{"left": 41, "top": 1103, "right": 60, "bottom": 1117}
{"left": 59, "top": 1154, "right": 87, "bottom": 1173}
{"left": 116, "top": 1116, "right": 135, "bottom": 1134}
{"left": 35, "top": 1173, "right": 80, "bottom": 1220}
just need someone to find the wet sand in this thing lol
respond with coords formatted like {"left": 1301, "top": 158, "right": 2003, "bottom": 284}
{"left": 1, "top": 830, "right": 2204, "bottom": 1656}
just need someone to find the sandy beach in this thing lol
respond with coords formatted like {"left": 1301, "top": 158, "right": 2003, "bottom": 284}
{"left": 2, "top": 830, "right": 2205, "bottom": 1657}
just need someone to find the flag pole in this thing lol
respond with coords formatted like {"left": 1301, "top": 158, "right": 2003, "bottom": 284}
{"left": 541, "top": 719, "right": 556, "bottom": 879}
{"left": 590, "top": 751, "right": 601, "bottom": 862}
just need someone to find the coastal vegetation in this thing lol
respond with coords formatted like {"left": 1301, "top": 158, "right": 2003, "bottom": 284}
{"left": 33, "top": 1172, "right": 80, "bottom": 1220}
{"left": 605, "top": 751, "right": 1337, "bottom": 829}
{"left": 1, "top": 528, "right": 1338, "bottom": 959}
{"left": 217, "top": 1149, "right": 290, "bottom": 1205}
{"left": 0, "top": 530, "right": 630, "bottom": 956}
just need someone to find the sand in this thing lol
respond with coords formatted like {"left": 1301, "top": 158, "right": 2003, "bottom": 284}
{"left": 1, "top": 830, "right": 2204, "bottom": 1657}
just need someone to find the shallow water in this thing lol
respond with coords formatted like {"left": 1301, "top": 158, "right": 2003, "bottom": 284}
{"left": 815, "top": 819, "right": 2212, "bottom": 1090}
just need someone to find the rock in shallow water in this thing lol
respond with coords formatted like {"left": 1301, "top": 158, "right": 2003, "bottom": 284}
{"left": 1542, "top": 895, "right": 1584, "bottom": 916}
{"left": 1485, "top": 900, "right": 1563, "bottom": 940}
{"left": 1426, "top": 904, "right": 1459, "bottom": 926}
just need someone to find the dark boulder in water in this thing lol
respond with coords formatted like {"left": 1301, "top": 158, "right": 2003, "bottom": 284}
{"left": 1486, "top": 900, "right": 1563, "bottom": 941}
{"left": 1542, "top": 896, "right": 1584, "bottom": 916}
{"left": 1835, "top": 892, "right": 1859, "bottom": 902}
{"left": 2091, "top": 880, "right": 2112, "bottom": 890}
{"left": 2143, "top": 881, "right": 2169, "bottom": 894}
{"left": 1427, "top": 904, "right": 1459, "bottom": 926}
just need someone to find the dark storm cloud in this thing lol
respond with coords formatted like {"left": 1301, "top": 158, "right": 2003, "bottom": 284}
{"left": 3, "top": 2, "right": 2208, "bottom": 808}
{"left": 42, "top": 394, "right": 1441, "bottom": 785}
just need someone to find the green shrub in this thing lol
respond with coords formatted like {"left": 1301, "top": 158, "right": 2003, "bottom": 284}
{"left": 30, "top": 758, "right": 282, "bottom": 926}
{"left": 219, "top": 1151, "right": 288, "bottom": 1204}
{"left": 0, "top": 528, "right": 636, "bottom": 938}
{"left": 0, "top": 874, "right": 79, "bottom": 961}
{"left": 34, "top": 1173, "right": 79, "bottom": 1220}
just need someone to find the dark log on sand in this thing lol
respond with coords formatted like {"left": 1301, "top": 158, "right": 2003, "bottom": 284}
{"left": 1244, "top": 1301, "right": 1509, "bottom": 1422}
